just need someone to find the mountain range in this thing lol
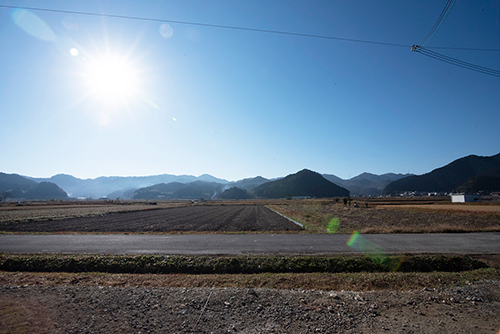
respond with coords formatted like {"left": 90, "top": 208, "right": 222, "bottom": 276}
{"left": 129, "top": 169, "right": 348, "bottom": 200}
{"left": 0, "top": 173, "right": 68, "bottom": 200}
{"left": 383, "top": 153, "right": 500, "bottom": 194}
{"left": 1, "top": 152, "right": 499, "bottom": 200}
{"left": 19, "top": 172, "right": 407, "bottom": 199}
{"left": 323, "top": 172, "right": 411, "bottom": 196}
{"left": 25, "top": 173, "right": 230, "bottom": 199}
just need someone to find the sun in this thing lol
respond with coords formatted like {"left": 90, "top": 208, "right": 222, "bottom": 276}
{"left": 84, "top": 54, "right": 141, "bottom": 107}
{"left": 71, "top": 43, "right": 159, "bottom": 125}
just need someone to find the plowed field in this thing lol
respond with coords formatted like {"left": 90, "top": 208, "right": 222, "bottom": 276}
{"left": 0, "top": 205, "right": 302, "bottom": 233}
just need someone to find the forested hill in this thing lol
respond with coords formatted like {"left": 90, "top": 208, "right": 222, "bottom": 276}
{"left": 0, "top": 173, "right": 68, "bottom": 200}
{"left": 252, "top": 169, "right": 349, "bottom": 198}
{"left": 383, "top": 153, "right": 500, "bottom": 194}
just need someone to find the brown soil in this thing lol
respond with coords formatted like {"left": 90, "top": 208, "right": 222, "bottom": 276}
{"left": 1, "top": 279, "right": 499, "bottom": 333}
{"left": 0, "top": 206, "right": 303, "bottom": 233}
{"left": 0, "top": 295, "right": 55, "bottom": 334}
{"left": 0, "top": 203, "right": 186, "bottom": 224}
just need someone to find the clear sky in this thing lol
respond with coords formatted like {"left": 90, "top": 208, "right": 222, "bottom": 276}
{"left": 1, "top": 0, "right": 499, "bottom": 181}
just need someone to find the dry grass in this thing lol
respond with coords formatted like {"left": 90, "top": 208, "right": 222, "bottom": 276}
{"left": 268, "top": 201, "right": 500, "bottom": 234}
{"left": 1, "top": 269, "right": 499, "bottom": 292}
{"left": 377, "top": 203, "right": 500, "bottom": 214}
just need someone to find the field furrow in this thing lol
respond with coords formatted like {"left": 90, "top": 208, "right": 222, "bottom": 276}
{"left": 0, "top": 205, "right": 303, "bottom": 233}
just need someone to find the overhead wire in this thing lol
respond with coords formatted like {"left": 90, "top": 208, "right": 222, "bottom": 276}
{"left": 419, "top": 0, "right": 456, "bottom": 47}
{"left": 425, "top": 46, "right": 500, "bottom": 52}
{"left": 413, "top": 46, "right": 500, "bottom": 77}
{"left": 2, "top": 2, "right": 499, "bottom": 77}
{"left": 1, "top": 4, "right": 498, "bottom": 52}
{"left": 412, "top": 0, "right": 499, "bottom": 77}
{"left": 0, "top": 4, "right": 409, "bottom": 48}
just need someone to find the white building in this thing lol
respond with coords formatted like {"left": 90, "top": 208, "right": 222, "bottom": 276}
{"left": 450, "top": 194, "right": 481, "bottom": 203}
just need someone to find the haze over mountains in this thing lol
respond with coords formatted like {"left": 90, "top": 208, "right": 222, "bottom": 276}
{"left": 0, "top": 170, "right": 399, "bottom": 200}
{"left": 1, "top": 152, "right": 499, "bottom": 200}
{"left": 0, "top": 173, "right": 68, "bottom": 200}
{"left": 25, "top": 173, "right": 229, "bottom": 199}
{"left": 323, "top": 173, "right": 412, "bottom": 197}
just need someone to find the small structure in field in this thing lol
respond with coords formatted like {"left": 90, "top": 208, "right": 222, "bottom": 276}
{"left": 451, "top": 194, "right": 481, "bottom": 203}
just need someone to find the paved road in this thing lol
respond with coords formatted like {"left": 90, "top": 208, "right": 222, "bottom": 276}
{"left": 0, "top": 233, "right": 499, "bottom": 255}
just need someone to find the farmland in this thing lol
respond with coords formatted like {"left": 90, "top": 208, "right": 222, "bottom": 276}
{"left": 1, "top": 199, "right": 500, "bottom": 333}
{"left": 0, "top": 204, "right": 302, "bottom": 233}
{"left": 0, "top": 201, "right": 186, "bottom": 224}
{"left": 1, "top": 198, "right": 500, "bottom": 233}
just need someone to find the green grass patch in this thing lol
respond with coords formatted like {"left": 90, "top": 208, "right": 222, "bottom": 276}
{"left": 0, "top": 254, "right": 488, "bottom": 275}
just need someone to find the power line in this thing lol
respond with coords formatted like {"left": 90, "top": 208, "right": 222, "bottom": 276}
{"left": 425, "top": 46, "right": 500, "bottom": 52}
{"left": 420, "top": 0, "right": 456, "bottom": 47}
{"left": 2, "top": 4, "right": 498, "bottom": 52}
{"left": 0, "top": 4, "right": 407, "bottom": 48}
{"left": 412, "top": 46, "right": 500, "bottom": 77}
{"left": 412, "top": 1, "right": 500, "bottom": 77}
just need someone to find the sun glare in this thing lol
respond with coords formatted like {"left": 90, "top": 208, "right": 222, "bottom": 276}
{"left": 84, "top": 55, "right": 140, "bottom": 107}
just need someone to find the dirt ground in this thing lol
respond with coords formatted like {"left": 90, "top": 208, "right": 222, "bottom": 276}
{"left": 1, "top": 200, "right": 499, "bottom": 333}
{"left": 3, "top": 200, "right": 500, "bottom": 234}
{"left": 0, "top": 205, "right": 303, "bottom": 233}
{"left": 1, "top": 279, "right": 499, "bottom": 333}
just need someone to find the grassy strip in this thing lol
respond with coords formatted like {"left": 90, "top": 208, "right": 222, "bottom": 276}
{"left": 0, "top": 254, "right": 488, "bottom": 275}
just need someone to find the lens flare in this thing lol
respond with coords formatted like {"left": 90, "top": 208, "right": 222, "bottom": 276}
{"left": 347, "top": 231, "right": 386, "bottom": 264}
{"left": 326, "top": 217, "right": 340, "bottom": 233}
{"left": 159, "top": 24, "right": 174, "bottom": 38}
{"left": 347, "top": 232, "right": 407, "bottom": 271}
{"left": 62, "top": 16, "right": 80, "bottom": 31}
{"left": 11, "top": 9, "right": 56, "bottom": 42}
{"left": 391, "top": 254, "right": 406, "bottom": 273}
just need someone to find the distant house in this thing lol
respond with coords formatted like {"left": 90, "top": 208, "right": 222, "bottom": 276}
{"left": 451, "top": 194, "right": 481, "bottom": 203}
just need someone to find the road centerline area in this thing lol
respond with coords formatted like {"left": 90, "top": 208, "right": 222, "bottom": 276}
{"left": 1, "top": 233, "right": 499, "bottom": 255}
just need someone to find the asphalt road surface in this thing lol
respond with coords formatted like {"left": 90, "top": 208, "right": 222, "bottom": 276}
{"left": 0, "top": 233, "right": 499, "bottom": 255}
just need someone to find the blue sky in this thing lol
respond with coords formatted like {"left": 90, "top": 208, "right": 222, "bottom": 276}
{"left": 0, "top": 0, "right": 499, "bottom": 181}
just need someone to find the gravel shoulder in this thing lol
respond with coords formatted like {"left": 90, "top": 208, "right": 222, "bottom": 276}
{"left": 1, "top": 280, "right": 499, "bottom": 333}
